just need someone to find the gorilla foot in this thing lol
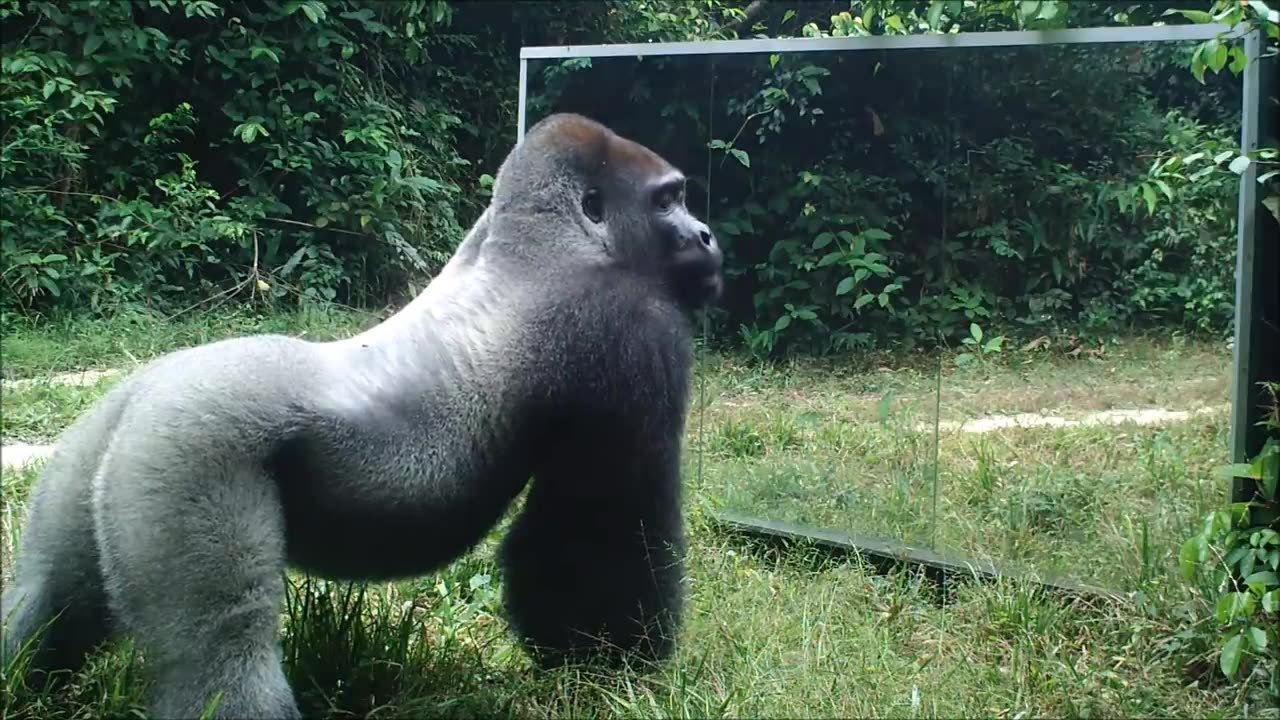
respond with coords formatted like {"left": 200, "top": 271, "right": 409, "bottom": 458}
{"left": 148, "top": 659, "right": 300, "bottom": 720}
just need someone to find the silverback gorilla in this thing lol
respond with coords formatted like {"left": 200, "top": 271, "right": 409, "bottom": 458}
{"left": 0, "top": 113, "right": 724, "bottom": 718}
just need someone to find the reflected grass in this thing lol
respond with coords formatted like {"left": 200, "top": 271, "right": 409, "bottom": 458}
{"left": 697, "top": 337, "right": 1231, "bottom": 591}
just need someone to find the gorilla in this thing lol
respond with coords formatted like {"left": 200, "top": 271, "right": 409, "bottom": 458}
{"left": 0, "top": 113, "right": 723, "bottom": 719}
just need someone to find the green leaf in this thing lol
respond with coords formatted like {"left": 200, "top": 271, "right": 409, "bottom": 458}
{"left": 1164, "top": 8, "right": 1213, "bottom": 23}
{"left": 1220, "top": 633, "right": 1244, "bottom": 678}
{"left": 970, "top": 323, "right": 982, "bottom": 342}
{"left": 817, "top": 252, "right": 842, "bottom": 268}
{"left": 927, "top": 1, "right": 944, "bottom": 28}
{"left": 1228, "top": 155, "right": 1251, "bottom": 174}
{"left": 279, "top": 245, "right": 308, "bottom": 278}
{"left": 1245, "top": 571, "right": 1279, "bottom": 587}
{"left": 730, "top": 148, "right": 750, "bottom": 168}
{"left": 42, "top": 80, "right": 56, "bottom": 99}
{"left": 1227, "top": 545, "right": 1251, "bottom": 567}
{"left": 813, "top": 231, "right": 834, "bottom": 250}
{"left": 862, "top": 228, "right": 891, "bottom": 241}
{"left": 84, "top": 34, "right": 104, "bottom": 56}
{"left": 38, "top": 275, "right": 61, "bottom": 297}
{"left": 836, "top": 276, "right": 855, "bottom": 296}
{"left": 1214, "top": 150, "right": 1235, "bottom": 164}
{"left": 1208, "top": 42, "right": 1229, "bottom": 72}
{"left": 854, "top": 293, "right": 874, "bottom": 310}
{"left": 774, "top": 315, "right": 792, "bottom": 331}
{"left": 250, "top": 46, "right": 280, "bottom": 64}
{"left": 1141, "top": 183, "right": 1157, "bottom": 215}
{"left": 1229, "top": 46, "right": 1248, "bottom": 73}
{"left": 1263, "top": 459, "right": 1278, "bottom": 501}
{"left": 878, "top": 292, "right": 889, "bottom": 307}
{"left": 1257, "top": 169, "right": 1280, "bottom": 184}
{"left": 1221, "top": 591, "right": 1257, "bottom": 622}
{"left": 1263, "top": 195, "right": 1280, "bottom": 224}
{"left": 1180, "top": 537, "right": 1203, "bottom": 580}
{"left": 1216, "top": 462, "right": 1261, "bottom": 480}
{"left": 1263, "top": 589, "right": 1279, "bottom": 613}
{"left": 1247, "top": 626, "right": 1268, "bottom": 651}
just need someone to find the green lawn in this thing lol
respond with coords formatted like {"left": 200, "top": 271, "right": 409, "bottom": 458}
{"left": 696, "top": 337, "right": 1231, "bottom": 590}
{"left": 0, "top": 310, "right": 1254, "bottom": 718}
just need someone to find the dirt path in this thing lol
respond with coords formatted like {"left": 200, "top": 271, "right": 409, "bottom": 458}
{"left": 2, "top": 368, "right": 121, "bottom": 389}
{"left": 930, "top": 405, "right": 1229, "bottom": 434}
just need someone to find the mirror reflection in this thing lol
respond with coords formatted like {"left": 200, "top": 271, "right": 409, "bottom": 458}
{"left": 934, "top": 39, "right": 1244, "bottom": 589}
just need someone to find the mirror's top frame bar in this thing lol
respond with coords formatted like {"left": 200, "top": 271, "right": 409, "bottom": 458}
{"left": 516, "top": 24, "right": 1242, "bottom": 142}
{"left": 519, "top": 23, "right": 1236, "bottom": 60}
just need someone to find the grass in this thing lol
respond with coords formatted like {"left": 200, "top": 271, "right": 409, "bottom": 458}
{"left": 694, "top": 335, "right": 1231, "bottom": 590}
{"left": 0, "top": 309, "right": 1266, "bottom": 718}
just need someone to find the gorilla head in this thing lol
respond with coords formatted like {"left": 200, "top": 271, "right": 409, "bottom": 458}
{"left": 493, "top": 113, "right": 724, "bottom": 310}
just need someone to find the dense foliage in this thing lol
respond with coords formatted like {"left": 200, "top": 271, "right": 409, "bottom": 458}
{"left": 1, "top": 0, "right": 1274, "bottom": 352}
{"left": 1179, "top": 382, "right": 1280, "bottom": 702}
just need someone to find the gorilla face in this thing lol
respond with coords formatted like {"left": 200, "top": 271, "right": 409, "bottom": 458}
{"left": 591, "top": 163, "right": 724, "bottom": 310}
{"left": 497, "top": 114, "right": 725, "bottom": 311}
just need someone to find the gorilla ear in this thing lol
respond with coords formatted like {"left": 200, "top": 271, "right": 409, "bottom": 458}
{"left": 581, "top": 187, "right": 604, "bottom": 224}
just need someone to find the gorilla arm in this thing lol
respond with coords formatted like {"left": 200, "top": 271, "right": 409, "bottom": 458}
{"left": 498, "top": 287, "right": 691, "bottom": 669}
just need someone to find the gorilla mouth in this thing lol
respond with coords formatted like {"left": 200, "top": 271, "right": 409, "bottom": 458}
{"left": 697, "top": 274, "right": 724, "bottom": 303}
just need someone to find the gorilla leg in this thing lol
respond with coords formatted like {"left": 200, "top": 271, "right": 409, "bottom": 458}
{"left": 2, "top": 406, "right": 123, "bottom": 675}
{"left": 499, "top": 433, "right": 685, "bottom": 669}
{"left": 1, "top": 464, "right": 112, "bottom": 675}
{"left": 93, "top": 454, "right": 298, "bottom": 719}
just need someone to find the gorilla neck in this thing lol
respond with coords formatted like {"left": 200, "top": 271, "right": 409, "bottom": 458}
{"left": 488, "top": 212, "right": 607, "bottom": 267}
{"left": 312, "top": 255, "right": 528, "bottom": 439}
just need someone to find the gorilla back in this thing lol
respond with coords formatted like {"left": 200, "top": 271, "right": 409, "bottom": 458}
{"left": 0, "top": 113, "right": 724, "bottom": 719}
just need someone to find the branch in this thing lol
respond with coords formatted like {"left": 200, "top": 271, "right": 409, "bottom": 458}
{"left": 725, "top": 0, "right": 768, "bottom": 36}
{"left": 262, "top": 217, "right": 370, "bottom": 238}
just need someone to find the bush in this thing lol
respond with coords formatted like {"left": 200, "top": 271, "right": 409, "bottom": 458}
{"left": 0, "top": 0, "right": 478, "bottom": 319}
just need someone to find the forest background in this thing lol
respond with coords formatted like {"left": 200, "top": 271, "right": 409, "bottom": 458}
{"left": 3, "top": 0, "right": 1275, "bottom": 358}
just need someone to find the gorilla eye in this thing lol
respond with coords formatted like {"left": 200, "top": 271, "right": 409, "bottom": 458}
{"left": 582, "top": 188, "right": 604, "bottom": 223}
{"left": 653, "top": 187, "right": 680, "bottom": 211}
